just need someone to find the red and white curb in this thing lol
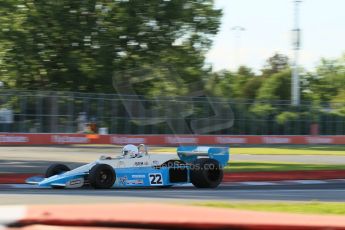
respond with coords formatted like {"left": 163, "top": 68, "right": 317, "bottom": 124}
{"left": 224, "top": 179, "right": 345, "bottom": 186}
{"left": 1, "top": 203, "right": 345, "bottom": 229}
{"left": 0, "top": 206, "right": 26, "bottom": 227}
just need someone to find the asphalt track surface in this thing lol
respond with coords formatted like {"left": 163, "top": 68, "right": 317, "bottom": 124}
{"left": 2, "top": 146, "right": 345, "bottom": 174}
{"left": 1, "top": 146, "right": 345, "bottom": 205}
{"left": 1, "top": 182, "right": 345, "bottom": 205}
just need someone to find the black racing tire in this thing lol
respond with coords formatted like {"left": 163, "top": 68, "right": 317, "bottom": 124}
{"left": 89, "top": 164, "right": 116, "bottom": 189}
{"left": 45, "top": 164, "right": 70, "bottom": 178}
{"left": 51, "top": 185, "right": 65, "bottom": 189}
{"left": 190, "top": 158, "right": 223, "bottom": 188}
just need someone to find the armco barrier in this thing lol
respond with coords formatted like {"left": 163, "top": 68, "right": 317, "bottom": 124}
{"left": 1, "top": 133, "right": 345, "bottom": 145}
{"left": 2, "top": 203, "right": 345, "bottom": 230}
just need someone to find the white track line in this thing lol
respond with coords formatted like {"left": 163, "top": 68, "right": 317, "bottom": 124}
{"left": 285, "top": 180, "right": 328, "bottom": 184}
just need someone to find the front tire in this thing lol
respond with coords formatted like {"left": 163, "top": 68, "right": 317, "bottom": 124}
{"left": 89, "top": 164, "right": 116, "bottom": 189}
{"left": 45, "top": 164, "right": 70, "bottom": 178}
{"left": 190, "top": 158, "right": 223, "bottom": 188}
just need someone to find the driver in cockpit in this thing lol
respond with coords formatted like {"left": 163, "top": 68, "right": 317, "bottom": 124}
{"left": 122, "top": 144, "right": 148, "bottom": 158}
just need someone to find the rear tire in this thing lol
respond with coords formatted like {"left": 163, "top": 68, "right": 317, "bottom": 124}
{"left": 45, "top": 164, "right": 70, "bottom": 178}
{"left": 89, "top": 164, "right": 116, "bottom": 189}
{"left": 190, "top": 158, "right": 223, "bottom": 188}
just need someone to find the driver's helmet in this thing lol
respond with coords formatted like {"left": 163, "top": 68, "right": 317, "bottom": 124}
{"left": 122, "top": 144, "right": 139, "bottom": 158}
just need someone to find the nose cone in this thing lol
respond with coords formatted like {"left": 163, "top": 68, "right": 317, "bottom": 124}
{"left": 38, "top": 175, "right": 61, "bottom": 186}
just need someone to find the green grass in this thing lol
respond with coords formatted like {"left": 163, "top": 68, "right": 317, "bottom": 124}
{"left": 232, "top": 146, "right": 345, "bottom": 155}
{"left": 195, "top": 202, "right": 345, "bottom": 215}
{"left": 151, "top": 146, "right": 345, "bottom": 172}
{"left": 224, "top": 161, "right": 345, "bottom": 172}
{"left": 150, "top": 147, "right": 178, "bottom": 153}
{"left": 151, "top": 145, "right": 345, "bottom": 155}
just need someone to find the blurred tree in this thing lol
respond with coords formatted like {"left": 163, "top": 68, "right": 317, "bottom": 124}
{"left": 241, "top": 77, "right": 263, "bottom": 100}
{"left": 232, "top": 66, "right": 258, "bottom": 99}
{"left": 206, "top": 66, "right": 261, "bottom": 100}
{"left": 206, "top": 70, "right": 235, "bottom": 98}
{"left": 250, "top": 70, "right": 291, "bottom": 118}
{"left": 0, "top": 0, "right": 221, "bottom": 94}
{"left": 275, "top": 111, "right": 299, "bottom": 125}
{"left": 261, "top": 53, "right": 289, "bottom": 76}
{"left": 256, "top": 69, "right": 291, "bottom": 101}
{"left": 304, "top": 55, "right": 345, "bottom": 102}
{"left": 331, "top": 89, "right": 345, "bottom": 116}
{"left": 237, "top": 66, "right": 255, "bottom": 78}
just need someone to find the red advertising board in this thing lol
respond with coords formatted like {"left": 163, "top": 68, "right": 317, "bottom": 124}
{"left": 0, "top": 133, "right": 345, "bottom": 145}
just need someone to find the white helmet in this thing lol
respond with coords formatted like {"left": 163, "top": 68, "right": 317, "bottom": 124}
{"left": 122, "top": 144, "right": 139, "bottom": 158}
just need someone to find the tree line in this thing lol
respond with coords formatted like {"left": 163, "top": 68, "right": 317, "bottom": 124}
{"left": 0, "top": 0, "right": 221, "bottom": 93}
{"left": 1, "top": 1, "right": 345, "bottom": 134}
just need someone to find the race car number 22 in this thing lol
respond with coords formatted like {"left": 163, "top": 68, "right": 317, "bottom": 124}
{"left": 149, "top": 173, "right": 163, "bottom": 185}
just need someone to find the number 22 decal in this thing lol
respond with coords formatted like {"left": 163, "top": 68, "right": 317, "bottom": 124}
{"left": 149, "top": 173, "right": 163, "bottom": 185}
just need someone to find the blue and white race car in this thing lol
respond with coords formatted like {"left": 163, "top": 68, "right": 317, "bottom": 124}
{"left": 26, "top": 144, "right": 229, "bottom": 189}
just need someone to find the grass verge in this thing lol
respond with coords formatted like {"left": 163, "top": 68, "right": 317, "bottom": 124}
{"left": 151, "top": 145, "right": 345, "bottom": 155}
{"left": 195, "top": 201, "right": 345, "bottom": 215}
{"left": 232, "top": 146, "right": 345, "bottom": 155}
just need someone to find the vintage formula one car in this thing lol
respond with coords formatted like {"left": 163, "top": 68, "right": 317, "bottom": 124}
{"left": 26, "top": 144, "right": 229, "bottom": 189}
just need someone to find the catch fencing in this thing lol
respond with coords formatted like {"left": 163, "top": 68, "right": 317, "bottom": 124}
{"left": 0, "top": 89, "right": 345, "bottom": 135}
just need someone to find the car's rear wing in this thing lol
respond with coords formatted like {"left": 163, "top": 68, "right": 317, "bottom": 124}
{"left": 177, "top": 146, "right": 229, "bottom": 167}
